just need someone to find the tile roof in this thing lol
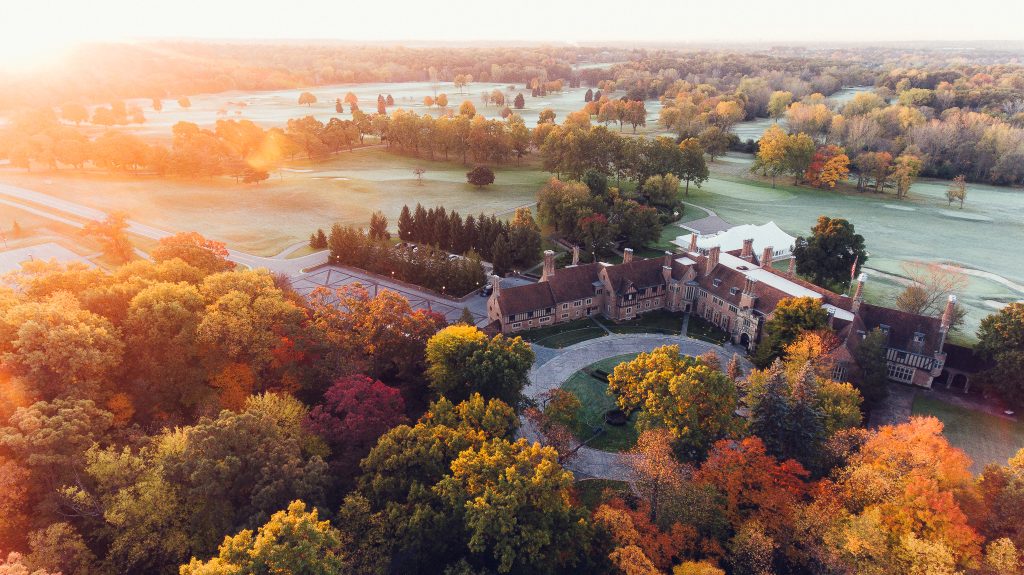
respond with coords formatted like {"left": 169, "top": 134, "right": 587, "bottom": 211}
{"left": 603, "top": 258, "right": 666, "bottom": 294}
{"left": 495, "top": 281, "right": 555, "bottom": 316}
{"left": 858, "top": 302, "right": 943, "bottom": 355}
{"left": 548, "top": 263, "right": 602, "bottom": 302}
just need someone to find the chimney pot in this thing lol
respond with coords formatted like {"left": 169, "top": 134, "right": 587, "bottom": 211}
{"left": 761, "top": 246, "right": 774, "bottom": 269}
{"left": 663, "top": 250, "right": 673, "bottom": 268}
{"left": 541, "top": 250, "right": 555, "bottom": 281}
{"left": 741, "top": 238, "right": 754, "bottom": 260}
{"left": 623, "top": 248, "right": 633, "bottom": 263}
{"left": 490, "top": 274, "right": 501, "bottom": 297}
{"left": 571, "top": 245, "right": 580, "bottom": 266}
{"left": 688, "top": 233, "right": 698, "bottom": 253}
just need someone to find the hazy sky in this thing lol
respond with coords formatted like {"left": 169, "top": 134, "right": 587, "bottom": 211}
{"left": 6, "top": 0, "right": 1024, "bottom": 68}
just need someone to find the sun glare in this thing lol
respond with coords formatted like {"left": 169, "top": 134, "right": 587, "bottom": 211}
{"left": 0, "top": 27, "right": 78, "bottom": 72}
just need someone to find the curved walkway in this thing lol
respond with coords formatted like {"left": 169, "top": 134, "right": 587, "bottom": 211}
{"left": 521, "top": 333, "right": 752, "bottom": 481}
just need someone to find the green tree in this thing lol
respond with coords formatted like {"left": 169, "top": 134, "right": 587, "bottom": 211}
{"left": 678, "top": 138, "right": 709, "bottom": 196}
{"left": 369, "top": 210, "right": 389, "bottom": 240}
{"left": 434, "top": 438, "right": 585, "bottom": 574}
{"left": 151, "top": 231, "right": 234, "bottom": 274}
{"left": 747, "top": 361, "right": 792, "bottom": 459}
{"left": 179, "top": 500, "right": 349, "bottom": 575}
{"left": 976, "top": 303, "right": 1024, "bottom": 408}
{"left": 853, "top": 328, "right": 890, "bottom": 409}
{"left": 466, "top": 165, "right": 494, "bottom": 188}
{"left": 508, "top": 207, "right": 541, "bottom": 266}
{"left": 783, "top": 132, "right": 816, "bottom": 185}
{"left": 793, "top": 216, "right": 868, "bottom": 290}
{"left": 425, "top": 324, "right": 534, "bottom": 408}
{"left": 26, "top": 522, "right": 98, "bottom": 575}
{"left": 767, "top": 91, "right": 793, "bottom": 121}
{"left": 752, "top": 296, "right": 830, "bottom": 367}
{"left": 398, "top": 205, "right": 414, "bottom": 241}
{"left": 490, "top": 233, "right": 513, "bottom": 276}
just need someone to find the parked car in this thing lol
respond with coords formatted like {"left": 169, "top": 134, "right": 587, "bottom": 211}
{"left": 479, "top": 284, "right": 493, "bottom": 297}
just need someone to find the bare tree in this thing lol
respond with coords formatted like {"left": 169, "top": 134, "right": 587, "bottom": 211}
{"left": 946, "top": 174, "right": 967, "bottom": 209}
{"left": 413, "top": 167, "right": 425, "bottom": 184}
{"left": 894, "top": 261, "right": 968, "bottom": 330}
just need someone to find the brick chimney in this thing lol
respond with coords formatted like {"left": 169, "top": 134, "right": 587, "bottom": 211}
{"left": 740, "top": 276, "right": 758, "bottom": 309}
{"left": 541, "top": 250, "right": 555, "bottom": 282}
{"left": 940, "top": 294, "right": 958, "bottom": 332}
{"left": 571, "top": 245, "right": 580, "bottom": 266}
{"left": 623, "top": 248, "right": 633, "bottom": 263}
{"left": 688, "top": 233, "right": 698, "bottom": 253}
{"left": 705, "top": 246, "right": 720, "bottom": 277}
{"left": 787, "top": 257, "right": 795, "bottom": 275}
{"left": 740, "top": 238, "right": 754, "bottom": 261}
{"left": 663, "top": 250, "right": 673, "bottom": 268}
{"left": 761, "top": 246, "right": 774, "bottom": 269}
{"left": 490, "top": 274, "right": 501, "bottom": 297}
{"left": 852, "top": 272, "right": 867, "bottom": 314}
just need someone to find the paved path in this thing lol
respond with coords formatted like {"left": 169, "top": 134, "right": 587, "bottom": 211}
{"left": 522, "top": 334, "right": 751, "bottom": 480}
{"left": 0, "top": 242, "right": 94, "bottom": 274}
{"left": 679, "top": 202, "right": 732, "bottom": 235}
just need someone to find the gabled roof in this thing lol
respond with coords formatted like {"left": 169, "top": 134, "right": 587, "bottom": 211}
{"left": 495, "top": 282, "right": 555, "bottom": 316}
{"left": 858, "top": 302, "right": 943, "bottom": 354}
{"left": 548, "top": 263, "right": 602, "bottom": 302}
{"left": 603, "top": 257, "right": 666, "bottom": 294}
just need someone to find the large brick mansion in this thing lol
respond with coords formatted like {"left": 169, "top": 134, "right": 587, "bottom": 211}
{"left": 487, "top": 239, "right": 958, "bottom": 388}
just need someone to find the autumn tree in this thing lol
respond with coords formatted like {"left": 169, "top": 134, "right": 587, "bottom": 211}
{"left": 369, "top": 210, "right": 388, "bottom": 240}
{"left": 60, "top": 102, "right": 88, "bottom": 125}
{"left": 767, "top": 91, "right": 793, "bottom": 121}
{"left": 891, "top": 154, "right": 922, "bottom": 200}
{"left": 305, "top": 374, "right": 406, "bottom": 475}
{"left": 626, "top": 428, "right": 689, "bottom": 523}
{"left": 425, "top": 324, "right": 534, "bottom": 408}
{"left": 894, "top": 261, "right": 967, "bottom": 329}
{"left": 466, "top": 165, "right": 494, "bottom": 187}
{"left": 298, "top": 91, "right": 317, "bottom": 107}
{"left": 179, "top": 500, "right": 350, "bottom": 575}
{"left": 976, "top": 303, "right": 1024, "bottom": 408}
{"left": 946, "top": 174, "right": 967, "bottom": 208}
{"left": 752, "top": 124, "right": 787, "bottom": 187}
{"left": 805, "top": 145, "right": 850, "bottom": 189}
{"left": 508, "top": 206, "right": 541, "bottom": 266}
{"left": 783, "top": 132, "right": 816, "bottom": 185}
{"left": 151, "top": 231, "right": 234, "bottom": 273}
{"left": 751, "top": 296, "right": 830, "bottom": 367}
{"left": 609, "top": 345, "right": 739, "bottom": 460}
{"left": 792, "top": 216, "right": 867, "bottom": 290}
{"left": 82, "top": 211, "right": 133, "bottom": 263}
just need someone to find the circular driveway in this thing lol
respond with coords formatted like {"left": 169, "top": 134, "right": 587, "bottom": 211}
{"left": 521, "top": 334, "right": 752, "bottom": 480}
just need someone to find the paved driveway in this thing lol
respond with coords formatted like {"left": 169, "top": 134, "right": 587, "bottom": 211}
{"left": 290, "top": 265, "right": 533, "bottom": 326}
{"left": 522, "top": 334, "right": 752, "bottom": 480}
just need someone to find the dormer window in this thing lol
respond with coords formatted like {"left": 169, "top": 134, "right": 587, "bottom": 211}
{"left": 729, "top": 287, "right": 739, "bottom": 295}
{"left": 913, "top": 332, "right": 925, "bottom": 343}
{"left": 713, "top": 278, "right": 722, "bottom": 287}
{"left": 879, "top": 324, "right": 890, "bottom": 336}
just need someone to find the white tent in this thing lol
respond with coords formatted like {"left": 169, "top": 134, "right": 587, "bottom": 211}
{"left": 672, "top": 221, "right": 796, "bottom": 260}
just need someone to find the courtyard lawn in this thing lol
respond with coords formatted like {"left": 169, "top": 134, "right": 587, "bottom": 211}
{"left": 686, "top": 314, "right": 730, "bottom": 344}
{"left": 912, "top": 393, "right": 1024, "bottom": 474}
{"left": 574, "top": 479, "right": 631, "bottom": 510}
{"left": 562, "top": 353, "right": 640, "bottom": 452}
{"left": 689, "top": 162, "right": 1024, "bottom": 342}
{"left": 517, "top": 318, "right": 607, "bottom": 348}
{"left": 607, "top": 309, "right": 683, "bottom": 335}
{"left": 0, "top": 147, "right": 549, "bottom": 256}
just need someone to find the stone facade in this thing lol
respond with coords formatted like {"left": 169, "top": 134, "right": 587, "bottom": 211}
{"left": 489, "top": 241, "right": 956, "bottom": 388}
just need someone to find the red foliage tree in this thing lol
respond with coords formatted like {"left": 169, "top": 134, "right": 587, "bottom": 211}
{"left": 305, "top": 374, "right": 407, "bottom": 472}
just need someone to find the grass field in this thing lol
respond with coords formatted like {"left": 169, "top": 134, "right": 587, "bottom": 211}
{"left": 912, "top": 393, "right": 1024, "bottom": 474}
{"left": 517, "top": 317, "right": 607, "bottom": 348}
{"left": 607, "top": 310, "right": 682, "bottom": 335}
{"left": 562, "top": 353, "right": 640, "bottom": 452}
{"left": 0, "top": 148, "right": 548, "bottom": 256}
{"left": 691, "top": 158, "right": 1024, "bottom": 341}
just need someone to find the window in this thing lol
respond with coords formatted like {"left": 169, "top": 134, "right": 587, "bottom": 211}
{"left": 562, "top": 303, "right": 568, "bottom": 310}
{"left": 626, "top": 307, "right": 632, "bottom": 315}
{"left": 586, "top": 298, "right": 592, "bottom": 305}
{"left": 712, "top": 296, "right": 724, "bottom": 307}
{"left": 887, "top": 362, "right": 915, "bottom": 383}
{"left": 879, "top": 324, "right": 891, "bottom": 336}
{"left": 729, "top": 287, "right": 739, "bottom": 296}
{"left": 561, "top": 313, "right": 568, "bottom": 319}
{"left": 654, "top": 299, "right": 661, "bottom": 306}
{"left": 573, "top": 300, "right": 582, "bottom": 307}
{"left": 729, "top": 305, "right": 738, "bottom": 313}
{"left": 507, "top": 315, "right": 515, "bottom": 322}
{"left": 511, "top": 322, "right": 521, "bottom": 329}
{"left": 713, "top": 278, "right": 722, "bottom": 287}
{"left": 913, "top": 332, "right": 925, "bottom": 343}
{"left": 831, "top": 364, "right": 848, "bottom": 382}
{"left": 644, "top": 301, "right": 651, "bottom": 308}
{"left": 540, "top": 316, "right": 551, "bottom": 323}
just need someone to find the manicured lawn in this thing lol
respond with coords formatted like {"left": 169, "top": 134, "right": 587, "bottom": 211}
{"left": 912, "top": 393, "right": 1024, "bottom": 474}
{"left": 0, "top": 147, "right": 549, "bottom": 256}
{"left": 686, "top": 315, "right": 730, "bottom": 344}
{"left": 607, "top": 309, "right": 683, "bottom": 335}
{"left": 574, "top": 479, "right": 631, "bottom": 509}
{"left": 517, "top": 318, "right": 607, "bottom": 348}
{"left": 562, "top": 354, "right": 640, "bottom": 452}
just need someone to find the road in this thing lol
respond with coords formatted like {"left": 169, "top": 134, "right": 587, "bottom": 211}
{"left": 522, "top": 334, "right": 751, "bottom": 481}
{"left": 0, "top": 181, "right": 327, "bottom": 274}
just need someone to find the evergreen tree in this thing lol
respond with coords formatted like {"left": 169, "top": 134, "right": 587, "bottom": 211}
{"left": 398, "top": 205, "right": 414, "bottom": 241}
{"left": 448, "top": 212, "right": 465, "bottom": 254}
{"left": 853, "top": 328, "right": 889, "bottom": 409}
{"left": 413, "top": 203, "right": 428, "bottom": 242}
{"left": 491, "top": 234, "right": 513, "bottom": 276}
{"left": 584, "top": 88, "right": 594, "bottom": 102}
{"left": 369, "top": 211, "right": 389, "bottom": 241}
{"left": 458, "top": 307, "right": 475, "bottom": 325}
{"left": 463, "top": 214, "right": 478, "bottom": 254}
{"left": 749, "top": 360, "right": 791, "bottom": 459}
{"left": 386, "top": 94, "right": 394, "bottom": 106}
{"left": 787, "top": 362, "right": 826, "bottom": 470}
{"left": 315, "top": 228, "right": 328, "bottom": 248}
{"left": 433, "top": 207, "right": 450, "bottom": 250}
{"left": 508, "top": 207, "right": 541, "bottom": 266}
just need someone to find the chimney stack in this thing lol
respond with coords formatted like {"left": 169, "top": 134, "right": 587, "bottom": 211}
{"left": 490, "top": 274, "right": 501, "bottom": 297}
{"left": 571, "top": 245, "right": 580, "bottom": 266}
{"left": 623, "top": 248, "right": 633, "bottom": 264}
{"left": 941, "top": 295, "right": 958, "bottom": 331}
{"left": 787, "top": 257, "right": 795, "bottom": 275}
{"left": 541, "top": 250, "right": 555, "bottom": 281}
{"left": 663, "top": 250, "right": 673, "bottom": 268}
{"left": 740, "top": 238, "right": 754, "bottom": 261}
{"left": 705, "top": 246, "right": 720, "bottom": 276}
{"left": 761, "top": 246, "right": 774, "bottom": 269}
{"left": 852, "top": 272, "right": 867, "bottom": 314}
{"left": 688, "top": 233, "right": 698, "bottom": 253}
